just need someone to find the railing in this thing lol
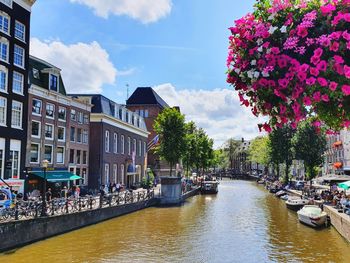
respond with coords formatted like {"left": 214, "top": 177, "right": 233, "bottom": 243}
{"left": 0, "top": 189, "right": 154, "bottom": 223}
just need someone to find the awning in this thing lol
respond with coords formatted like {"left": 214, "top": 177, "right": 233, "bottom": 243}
{"left": 333, "top": 141, "right": 342, "bottom": 147}
{"left": 315, "top": 175, "right": 350, "bottom": 183}
{"left": 333, "top": 162, "right": 343, "bottom": 169}
{"left": 30, "top": 171, "right": 82, "bottom": 182}
{"left": 344, "top": 166, "right": 350, "bottom": 171}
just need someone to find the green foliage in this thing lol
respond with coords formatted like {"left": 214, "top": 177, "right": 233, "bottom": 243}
{"left": 223, "top": 138, "right": 241, "bottom": 169}
{"left": 154, "top": 108, "right": 187, "bottom": 176}
{"left": 248, "top": 136, "right": 270, "bottom": 165}
{"left": 292, "top": 120, "right": 327, "bottom": 180}
{"left": 141, "top": 170, "right": 155, "bottom": 188}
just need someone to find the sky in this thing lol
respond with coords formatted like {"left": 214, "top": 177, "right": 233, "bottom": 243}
{"left": 29, "top": 0, "right": 264, "bottom": 148}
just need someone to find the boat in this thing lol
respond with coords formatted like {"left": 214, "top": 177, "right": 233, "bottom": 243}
{"left": 285, "top": 197, "right": 310, "bottom": 211}
{"left": 275, "top": 190, "right": 287, "bottom": 198}
{"left": 269, "top": 187, "right": 280, "bottom": 194}
{"left": 201, "top": 181, "right": 219, "bottom": 194}
{"left": 297, "top": 205, "right": 328, "bottom": 227}
{"left": 257, "top": 180, "right": 265, "bottom": 184}
{"left": 280, "top": 194, "right": 289, "bottom": 201}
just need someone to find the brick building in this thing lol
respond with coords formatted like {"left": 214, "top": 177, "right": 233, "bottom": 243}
{"left": 25, "top": 56, "right": 91, "bottom": 191}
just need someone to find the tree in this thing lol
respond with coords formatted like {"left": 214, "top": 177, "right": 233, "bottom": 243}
{"left": 268, "top": 125, "right": 294, "bottom": 183}
{"left": 248, "top": 136, "right": 270, "bottom": 166}
{"left": 292, "top": 120, "right": 327, "bottom": 181}
{"left": 154, "top": 108, "right": 187, "bottom": 177}
{"left": 183, "top": 121, "right": 198, "bottom": 177}
{"left": 223, "top": 138, "right": 241, "bottom": 170}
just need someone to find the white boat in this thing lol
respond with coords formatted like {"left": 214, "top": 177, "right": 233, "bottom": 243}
{"left": 280, "top": 194, "right": 289, "bottom": 201}
{"left": 275, "top": 190, "right": 287, "bottom": 198}
{"left": 297, "top": 205, "right": 328, "bottom": 228}
{"left": 285, "top": 197, "right": 310, "bottom": 211}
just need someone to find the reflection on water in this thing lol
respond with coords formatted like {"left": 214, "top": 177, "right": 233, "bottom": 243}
{"left": 1, "top": 180, "right": 350, "bottom": 263}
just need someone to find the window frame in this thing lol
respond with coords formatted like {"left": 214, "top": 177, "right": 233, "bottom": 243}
{"left": 49, "top": 73, "right": 58, "bottom": 92}
{"left": 45, "top": 103, "right": 55, "bottom": 119}
{"left": 32, "top": 98, "right": 42, "bottom": 116}
{"left": 11, "top": 100, "right": 22, "bottom": 129}
{"left": 56, "top": 146, "right": 65, "bottom": 164}
{"left": 0, "top": 96, "right": 6, "bottom": 126}
{"left": 105, "top": 130, "right": 110, "bottom": 153}
{"left": 14, "top": 20, "right": 25, "bottom": 42}
{"left": 44, "top": 123, "right": 54, "bottom": 140}
{"left": 31, "top": 120, "right": 41, "bottom": 138}
{"left": 13, "top": 44, "right": 25, "bottom": 68}
{"left": 70, "top": 126, "right": 75, "bottom": 142}
{"left": 57, "top": 126, "right": 66, "bottom": 142}
{"left": 29, "top": 143, "right": 40, "bottom": 164}
{"left": 0, "top": 66, "right": 8, "bottom": 93}
{"left": 121, "top": 135, "right": 125, "bottom": 154}
{"left": 12, "top": 71, "right": 23, "bottom": 95}
{"left": 58, "top": 106, "right": 66, "bottom": 121}
{"left": 0, "top": 12, "right": 10, "bottom": 35}
{"left": 44, "top": 144, "right": 53, "bottom": 164}
{"left": 128, "top": 137, "right": 131, "bottom": 156}
{"left": 0, "top": 38, "right": 9, "bottom": 63}
{"left": 113, "top": 133, "right": 118, "bottom": 154}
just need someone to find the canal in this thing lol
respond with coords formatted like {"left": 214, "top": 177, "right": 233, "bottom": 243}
{"left": 2, "top": 180, "right": 350, "bottom": 263}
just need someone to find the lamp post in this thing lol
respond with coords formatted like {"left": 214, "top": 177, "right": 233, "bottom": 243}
{"left": 41, "top": 159, "right": 49, "bottom": 217}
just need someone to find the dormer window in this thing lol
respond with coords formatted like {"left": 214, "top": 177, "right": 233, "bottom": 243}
{"left": 49, "top": 74, "right": 58, "bottom": 92}
{"left": 33, "top": 68, "right": 40, "bottom": 79}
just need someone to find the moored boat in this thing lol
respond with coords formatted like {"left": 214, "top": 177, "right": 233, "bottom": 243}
{"left": 201, "top": 181, "right": 219, "bottom": 194}
{"left": 275, "top": 190, "right": 287, "bottom": 198}
{"left": 297, "top": 205, "right": 328, "bottom": 228}
{"left": 280, "top": 194, "right": 289, "bottom": 201}
{"left": 285, "top": 198, "right": 310, "bottom": 211}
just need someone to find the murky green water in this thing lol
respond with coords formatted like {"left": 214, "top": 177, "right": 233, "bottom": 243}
{"left": 2, "top": 180, "right": 350, "bottom": 263}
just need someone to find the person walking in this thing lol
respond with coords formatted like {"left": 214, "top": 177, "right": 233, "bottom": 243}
{"left": 46, "top": 188, "right": 52, "bottom": 202}
{"left": 75, "top": 186, "right": 80, "bottom": 198}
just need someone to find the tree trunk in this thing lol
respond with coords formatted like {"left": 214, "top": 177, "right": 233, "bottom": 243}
{"left": 285, "top": 162, "right": 289, "bottom": 184}
{"left": 169, "top": 162, "right": 173, "bottom": 177}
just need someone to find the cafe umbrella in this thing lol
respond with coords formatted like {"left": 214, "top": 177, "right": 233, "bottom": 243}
{"left": 338, "top": 181, "right": 350, "bottom": 191}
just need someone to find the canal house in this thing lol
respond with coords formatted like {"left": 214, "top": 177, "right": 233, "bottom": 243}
{"left": 70, "top": 94, "right": 149, "bottom": 190}
{"left": 0, "top": 0, "right": 35, "bottom": 193}
{"left": 25, "top": 56, "right": 91, "bottom": 192}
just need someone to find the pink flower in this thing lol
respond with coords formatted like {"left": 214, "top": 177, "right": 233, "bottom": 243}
{"left": 313, "top": 121, "right": 322, "bottom": 127}
{"left": 297, "top": 71, "right": 307, "bottom": 81}
{"left": 263, "top": 123, "right": 272, "bottom": 133}
{"left": 303, "top": 96, "right": 312, "bottom": 106}
{"left": 300, "top": 64, "right": 310, "bottom": 72}
{"left": 334, "top": 55, "right": 344, "bottom": 64}
{"left": 314, "top": 48, "right": 323, "bottom": 57}
{"left": 329, "top": 81, "right": 338, "bottom": 91}
{"left": 278, "top": 78, "right": 289, "bottom": 88}
{"left": 270, "top": 47, "right": 280, "bottom": 55}
{"left": 310, "top": 67, "right": 320, "bottom": 76}
{"left": 342, "top": 85, "right": 350, "bottom": 95}
{"left": 280, "top": 104, "right": 287, "bottom": 114}
{"left": 344, "top": 65, "right": 350, "bottom": 79}
{"left": 317, "top": 77, "right": 328, "bottom": 87}
{"left": 313, "top": 91, "right": 321, "bottom": 102}
{"left": 297, "top": 27, "right": 308, "bottom": 38}
{"left": 334, "top": 64, "right": 344, "bottom": 75}
{"left": 306, "top": 77, "right": 316, "bottom": 85}
{"left": 320, "top": 4, "right": 336, "bottom": 16}
{"left": 330, "top": 41, "right": 339, "bottom": 52}
{"left": 321, "top": 94, "right": 329, "bottom": 102}
{"left": 311, "top": 55, "right": 320, "bottom": 65}
{"left": 317, "top": 60, "right": 327, "bottom": 72}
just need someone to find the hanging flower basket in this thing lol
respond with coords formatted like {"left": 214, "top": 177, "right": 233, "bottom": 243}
{"left": 227, "top": 0, "right": 350, "bottom": 132}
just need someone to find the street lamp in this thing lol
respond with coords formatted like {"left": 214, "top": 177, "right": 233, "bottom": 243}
{"left": 41, "top": 159, "right": 49, "bottom": 217}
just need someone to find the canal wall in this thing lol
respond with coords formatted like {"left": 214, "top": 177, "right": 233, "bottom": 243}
{"left": 182, "top": 187, "right": 201, "bottom": 201}
{"left": 324, "top": 205, "right": 350, "bottom": 243}
{"left": 0, "top": 198, "right": 157, "bottom": 252}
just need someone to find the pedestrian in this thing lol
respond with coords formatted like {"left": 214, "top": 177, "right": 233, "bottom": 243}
{"left": 46, "top": 188, "right": 52, "bottom": 202}
{"left": 116, "top": 182, "right": 121, "bottom": 192}
{"left": 75, "top": 185, "right": 80, "bottom": 198}
{"left": 61, "top": 186, "right": 68, "bottom": 199}
{"left": 100, "top": 185, "right": 105, "bottom": 196}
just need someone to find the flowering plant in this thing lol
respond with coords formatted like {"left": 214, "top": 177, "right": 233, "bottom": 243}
{"left": 227, "top": 0, "right": 350, "bottom": 132}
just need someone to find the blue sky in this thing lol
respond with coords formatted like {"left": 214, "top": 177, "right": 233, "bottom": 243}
{"left": 30, "top": 0, "right": 261, "bottom": 147}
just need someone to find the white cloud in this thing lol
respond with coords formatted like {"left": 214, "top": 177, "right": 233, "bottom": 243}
{"left": 30, "top": 38, "right": 117, "bottom": 94}
{"left": 154, "top": 83, "right": 266, "bottom": 148}
{"left": 70, "top": 0, "right": 172, "bottom": 24}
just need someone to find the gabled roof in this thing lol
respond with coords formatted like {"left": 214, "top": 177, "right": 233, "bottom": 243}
{"left": 126, "top": 87, "right": 169, "bottom": 109}
{"left": 28, "top": 56, "right": 66, "bottom": 95}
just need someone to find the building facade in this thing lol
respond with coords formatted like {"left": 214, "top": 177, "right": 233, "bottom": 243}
{"left": 26, "top": 56, "right": 91, "bottom": 190}
{"left": 126, "top": 87, "right": 171, "bottom": 176}
{"left": 0, "top": 0, "right": 35, "bottom": 193}
{"left": 71, "top": 95, "right": 148, "bottom": 190}
{"left": 323, "top": 130, "right": 350, "bottom": 176}
{"left": 232, "top": 139, "right": 252, "bottom": 174}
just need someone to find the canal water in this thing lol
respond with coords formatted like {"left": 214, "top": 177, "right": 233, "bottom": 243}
{"left": 2, "top": 180, "right": 350, "bottom": 263}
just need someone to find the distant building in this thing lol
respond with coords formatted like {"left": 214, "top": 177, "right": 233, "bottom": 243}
{"left": 126, "top": 87, "right": 174, "bottom": 177}
{"left": 26, "top": 56, "right": 91, "bottom": 191}
{"left": 72, "top": 94, "right": 149, "bottom": 190}
{"left": 323, "top": 130, "right": 350, "bottom": 176}
{"left": 0, "top": 0, "right": 35, "bottom": 193}
{"left": 233, "top": 138, "right": 252, "bottom": 174}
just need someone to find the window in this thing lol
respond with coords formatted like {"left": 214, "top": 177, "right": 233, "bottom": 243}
{"left": 0, "top": 13, "right": 9, "bottom": 35}
{"left": 70, "top": 127, "right": 75, "bottom": 142}
{"left": 76, "top": 150, "right": 81, "bottom": 164}
{"left": 56, "top": 147, "right": 64, "bottom": 164}
{"left": 82, "top": 151, "right": 87, "bottom": 164}
{"left": 82, "top": 168, "right": 87, "bottom": 185}
{"left": 9, "top": 150, "right": 19, "bottom": 178}
{"left": 140, "top": 110, "right": 144, "bottom": 117}
{"left": 145, "top": 110, "right": 149, "bottom": 118}
{"left": 0, "top": 147, "right": 3, "bottom": 179}
{"left": 121, "top": 135, "right": 125, "bottom": 154}
{"left": 31, "top": 121, "right": 40, "bottom": 138}
{"left": 83, "top": 114, "right": 89, "bottom": 124}
{"left": 82, "top": 129, "right": 88, "bottom": 144}
{"left": 0, "top": 67, "right": 7, "bottom": 92}
{"left": 104, "top": 163, "right": 110, "bottom": 185}
{"left": 33, "top": 68, "right": 40, "bottom": 79}
{"left": 119, "top": 108, "right": 123, "bottom": 120}
{"left": 13, "top": 45, "right": 24, "bottom": 68}
{"left": 0, "top": 0, "right": 12, "bottom": 8}
{"left": 49, "top": 74, "right": 58, "bottom": 91}
{"left": 14, "top": 20, "right": 25, "bottom": 41}
{"left": 77, "top": 128, "right": 82, "bottom": 143}
{"left": 120, "top": 164, "right": 124, "bottom": 184}
{"left": 70, "top": 109, "right": 76, "bottom": 121}
{"left": 77, "top": 112, "right": 83, "bottom": 124}
{"left": 69, "top": 149, "right": 74, "bottom": 163}
{"left": 105, "top": 130, "right": 110, "bottom": 152}
{"left": 30, "top": 144, "right": 39, "bottom": 163}
{"left": 133, "top": 139, "right": 136, "bottom": 154}
{"left": 143, "top": 142, "right": 146, "bottom": 156}
{"left": 46, "top": 103, "right": 55, "bottom": 118}
{"left": 0, "top": 38, "right": 8, "bottom": 62}
{"left": 44, "top": 145, "right": 53, "bottom": 164}
{"left": 128, "top": 137, "right": 131, "bottom": 155}
{"left": 113, "top": 133, "right": 118, "bottom": 153}
{"left": 12, "top": 71, "right": 23, "bottom": 94}
{"left": 0, "top": 96, "right": 6, "bottom": 125}
{"left": 126, "top": 112, "right": 129, "bottom": 123}
{"left": 139, "top": 140, "right": 142, "bottom": 157}
{"left": 32, "top": 99, "right": 42, "bottom": 115}
{"left": 58, "top": 107, "right": 66, "bottom": 121}
{"left": 113, "top": 164, "right": 117, "bottom": 183}
{"left": 44, "top": 124, "right": 54, "bottom": 139}
{"left": 57, "top": 126, "right": 65, "bottom": 141}
{"left": 11, "top": 100, "right": 22, "bottom": 128}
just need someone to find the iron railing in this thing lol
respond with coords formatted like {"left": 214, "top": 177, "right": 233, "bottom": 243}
{"left": 0, "top": 189, "right": 154, "bottom": 223}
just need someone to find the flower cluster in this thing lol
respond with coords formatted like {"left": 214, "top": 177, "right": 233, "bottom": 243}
{"left": 227, "top": 0, "right": 350, "bottom": 132}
